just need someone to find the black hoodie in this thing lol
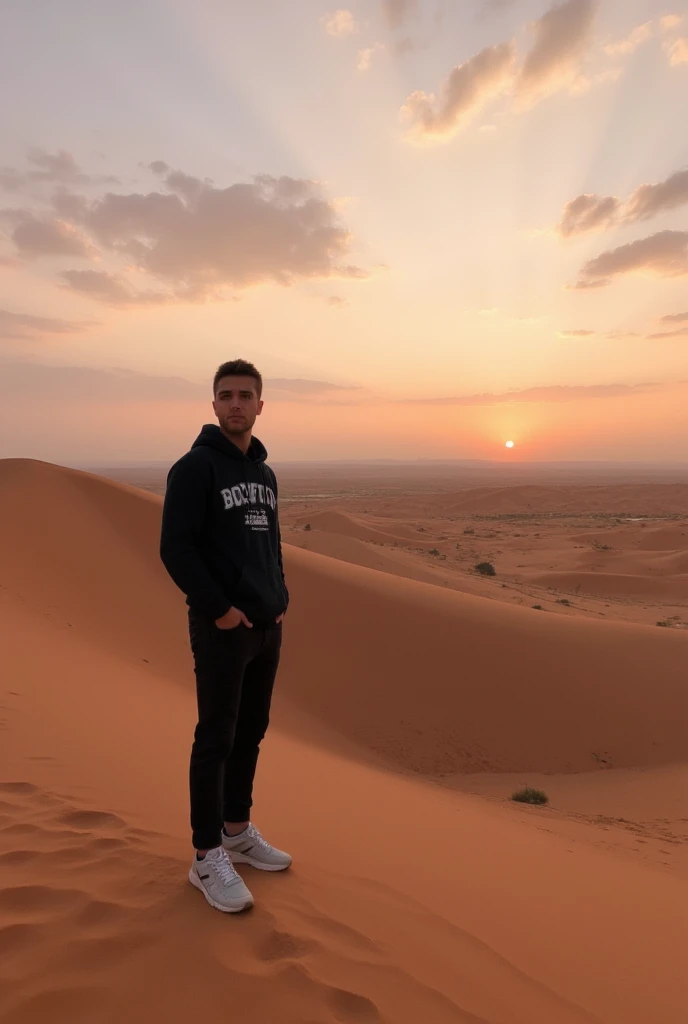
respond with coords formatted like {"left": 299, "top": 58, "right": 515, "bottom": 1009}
{"left": 160, "top": 424, "right": 289, "bottom": 624}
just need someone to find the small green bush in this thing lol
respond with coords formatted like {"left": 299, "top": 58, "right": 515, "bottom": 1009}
{"left": 532, "top": 604, "right": 543, "bottom": 610}
{"left": 463, "top": 527, "right": 475, "bottom": 535}
{"left": 475, "top": 561, "right": 496, "bottom": 576}
{"left": 512, "top": 787, "right": 548, "bottom": 805}
{"left": 556, "top": 598, "right": 571, "bottom": 606}
{"left": 304, "top": 523, "right": 312, "bottom": 531}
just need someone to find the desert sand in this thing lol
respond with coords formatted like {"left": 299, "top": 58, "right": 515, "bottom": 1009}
{"left": 1, "top": 457, "right": 688, "bottom": 1023}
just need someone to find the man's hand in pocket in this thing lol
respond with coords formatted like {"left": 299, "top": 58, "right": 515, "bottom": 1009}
{"left": 215, "top": 607, "right": 252, "bottom": 630}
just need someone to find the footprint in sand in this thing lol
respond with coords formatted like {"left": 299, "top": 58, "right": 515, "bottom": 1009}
{"left": 254, "top": 926, "right": 315, "bottom": 962}
{"left": 57, "top": 809, "right": 127, "bottom": 830}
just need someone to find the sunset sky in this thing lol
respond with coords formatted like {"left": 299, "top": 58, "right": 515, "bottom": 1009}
{"left": 1, "top": 0, "right": 688, "bottom": 463}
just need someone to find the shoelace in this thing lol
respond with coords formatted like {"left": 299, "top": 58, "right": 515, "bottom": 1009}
{"left": 210, "top": 850, "right": 239, "bottom": 885}
{"left": 246, "top": 823, "right": 272, "bottom": 852}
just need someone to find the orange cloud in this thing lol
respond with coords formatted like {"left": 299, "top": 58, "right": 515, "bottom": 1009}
{"left": 0, "top": 209, "right": 93, "bottom": 258}
{"left": 666, "top": 36, "right": 688, "bottom": 65}
{"left": 2, "top": 166, "right": 366, "bottom": 304}
{"left": 401, "top": 42, "right": 516, "bottom": 140}
{"left": 558, "top": 193, "right": 620, "bottom": 236}
{"left": 0, "top": 308, "right": 97, "bottom": 340}
{"left": 646, "top": 327, "right": 688, "bottom": 339}
{"left": 624, "top": 169, "right": 688, "bottom": 222}
{"left": 574, "top": 230, "right": 688, "bottom": 289}
{"left": 58, "top": 270, "right": 171, "bottom": 307}
{"left": 322, "top": 9, "right": 358, "bottom": 37}
{"left": 559, "top": 169, "right": 688, "bottom": 236}
{"left": 401, "top": 382, "right": 660, "bottom": 405}
{"left": 516, "top": 0, "right": 597, "bottom": 106}
{"left": 357, "top": 43, "right": 385, "bottom": 71}
{"left": 0, "top": 359, "right": 358, "bottom": 404}
{"left": 604, "top": 21, "right": 653, "bottom": 56}
{"left": 0, "top": 148, "right": 119, "bottom": 192}
{"left": 401, "top": 0, "right": 601, "bottom": 142}
{"left": 382, "top": 0, "right": 416, "bottom": 29}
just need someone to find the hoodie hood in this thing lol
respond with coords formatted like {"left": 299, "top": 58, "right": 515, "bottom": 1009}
{"left": 191, "top": 423, "right": 268, "bottom": 464}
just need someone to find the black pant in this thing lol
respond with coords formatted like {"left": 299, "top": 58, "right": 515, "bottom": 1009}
{"left": 188, "top": 611, "right": 282, "bottom": 851}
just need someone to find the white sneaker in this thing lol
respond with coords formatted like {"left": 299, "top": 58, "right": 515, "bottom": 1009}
{"left": 222, "top": 823, "right": 292, "bottom": 872}
{"left": 188, "top": 846, "right": 254, "bottom": 913}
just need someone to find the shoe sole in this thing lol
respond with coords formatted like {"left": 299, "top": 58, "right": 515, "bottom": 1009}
{"left": 188, "top": 869, "right": 254, "bottom": 913}
{"left": 224, "top": 849, "right": 292, "bottom": 872}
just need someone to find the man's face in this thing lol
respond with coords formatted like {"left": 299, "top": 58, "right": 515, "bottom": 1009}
{"left": 213, "top": 375, "right": 263, "bottom": 437}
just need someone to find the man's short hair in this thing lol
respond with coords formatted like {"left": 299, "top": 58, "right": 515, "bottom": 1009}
{"left": 213, "top": 359, "right": 263, "bottom": 398}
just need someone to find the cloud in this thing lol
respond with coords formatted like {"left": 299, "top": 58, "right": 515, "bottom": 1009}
{"left": 624, "top": 168, "right": 688, "bottom": 222}
{"left": 666, "top": 36, "right": 688, "bottom": 65}
{"left": 661, "top": 311, "right": 688, "bottom": 323}
{"left": 82, "top": 172, "right": 363, "bottom": 292}
{"left": 0, "top": 148, "right": 118, "bottom": 192}
{"left": 266, "top": 378, "right": 360, "bottom": 396}
{"left": 558, "top": 193, "right": 620, "bottom": 237}
{"left": 326, "top": 295, "right": 348, "bottom": 307}
{"left": 661, "top": 15, "right": 683, "bottom": 31}
{"left": 59, "top": 270, "right": 171, "bottom": 307}
{"left": 0, "top": 308, "right": 97, "bottom": 341}
{"left": 322, "top": 9, "right": 358, "bottom": 36}
{"left": 574, "top": 230, "right": 688, "bottom": 288}
{"left": 148, "top": 160, "right": 170, "bottom": 176}
{"left": 357, "top": 43, "right": 385, "bottom": 71}
{"left": 559, "top": 169, "right": 688, "bottom": 236}
{"left": 0, "top": 208, "right": 94, "bottom": 258}
{"left": 58, "top": 269, "right": 173, "bottom": 306}
{"left": 401, "top": 41, "right": 516, "bottom": 140}
{"left": 382, "top": 0, "right": 416, "bottom": 30}
{"left": 567, "top": 65, "right": 622, "bottom": 95}
{"left": 646, "top": 327, "right": 688, "bottom": 339}
{"left": 402, "top": 0, "right": 603, "bottom": 142}
{"left": 0, "top": 359, "right": 358, "bottom": 405}
{"left": 604, "top": 21, "right": 653, "bottom": 56}
{"left": 2, "top": 167, "right": 365, "bottom": 302}
{"left": 402, "top": 382, "right": 659, "bottom": 405}
{"left": 559, "top": 327, "right": 639, "bottom": 339}
{"left": 516, "top": 0, "right": 598, "bottom": 105}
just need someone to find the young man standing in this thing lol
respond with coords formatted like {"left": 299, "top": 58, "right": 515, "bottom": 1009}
{"left": 160, "top": 359, "right": 291, "bottom": 913}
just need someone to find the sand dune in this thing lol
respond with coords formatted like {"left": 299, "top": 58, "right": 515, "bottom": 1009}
{"left": 570, "top": 522, "right": 688, "bottom": 552}
{"left": 434, "top": 484, "right": 688, "bottom": 516}
{"left": 1, "top": 458, "right": 688, "bottom": 1023}
{"left": 531, "top": 570, "right": 688, "bottom": 602}
{"left": 280, "top": 480, "right": 688, "bottom": 630}
{"left": 292, "top": 509, "right": 433, "bottom": 547}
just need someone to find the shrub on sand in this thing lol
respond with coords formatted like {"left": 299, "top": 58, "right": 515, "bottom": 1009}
{"left": 475, "top": 561, "right": 495, "bottom": 576}
{"left": 511, "top": 787, "right": 548, "bottom": 805}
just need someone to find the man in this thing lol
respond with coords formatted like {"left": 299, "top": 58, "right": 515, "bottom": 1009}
{"left": 160, "top": 359, "right": 291, "bottom": 914}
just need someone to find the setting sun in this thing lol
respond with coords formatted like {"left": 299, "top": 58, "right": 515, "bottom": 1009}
{"left": 505, "top": 441, "right": 515, "bottom": 449}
